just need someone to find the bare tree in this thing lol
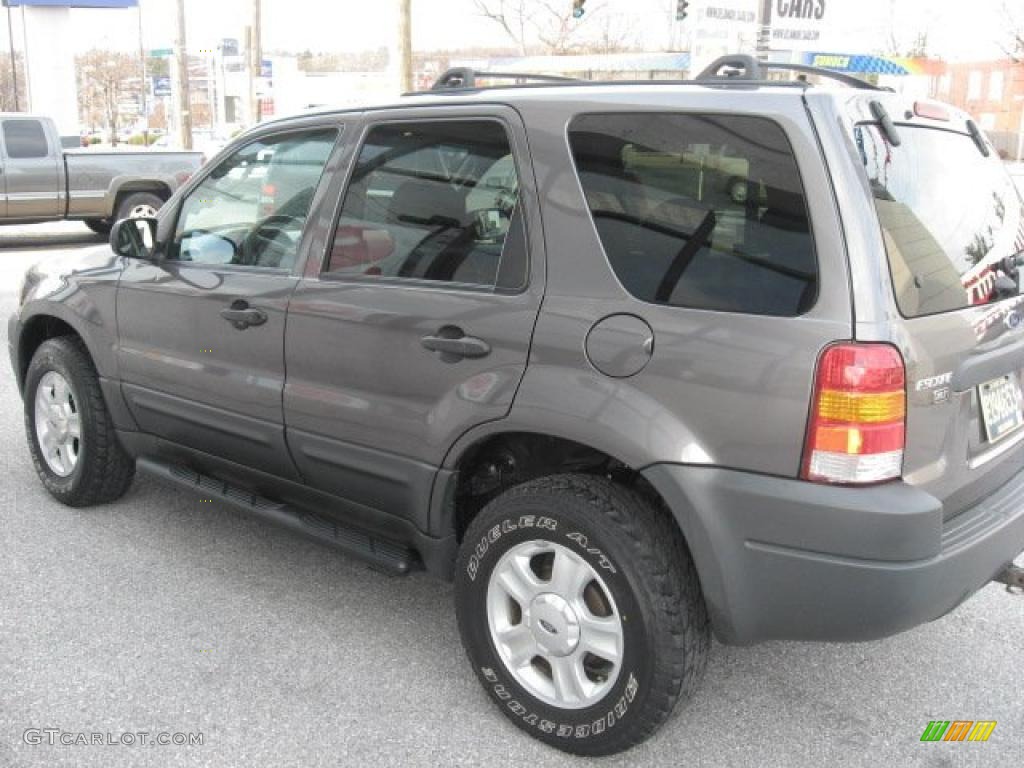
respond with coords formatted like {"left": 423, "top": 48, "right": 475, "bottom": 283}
{"left": 76, "top": 49, "right": 140, "bottom": 145}
{"left": 884, "top": 0, "right": 932, "bottom": 58}
{"left": 473, "top": 0, "right": 606, "bottom": 55}
{"left": 585, "top": 15, "right": 637, "bottom": 55}
{"left": 0, "top": 52, "right": 26, "bottom": 111}
{"left": 1000, "top": 1, "right": 1024, "bottom": 62}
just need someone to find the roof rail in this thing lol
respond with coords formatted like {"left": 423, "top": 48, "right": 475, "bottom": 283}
{"left": 696, "top": 54, "right": 887, "bottom": 91}
{"left": 431, "top": 68, "right": 579, "bottom": 90}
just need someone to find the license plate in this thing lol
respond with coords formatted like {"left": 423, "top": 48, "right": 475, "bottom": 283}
{"left": 979, "top": 374, "right": 1024, "bottom": 443}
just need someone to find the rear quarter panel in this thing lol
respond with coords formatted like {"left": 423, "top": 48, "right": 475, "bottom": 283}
{"left": 447, "top": 88, "right": 852, "bottom": 476}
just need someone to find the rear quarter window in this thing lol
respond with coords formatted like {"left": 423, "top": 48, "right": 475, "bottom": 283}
{"left": 568, "top": 113, "right": 817, "bottom": 316}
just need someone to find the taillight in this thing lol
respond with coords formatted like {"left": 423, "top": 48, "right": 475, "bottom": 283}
{"left": 802, "top": 343, "right": 906, "bottom": 485}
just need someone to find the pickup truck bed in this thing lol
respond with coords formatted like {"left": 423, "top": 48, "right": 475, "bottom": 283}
{"left": 0, "top": 113, "right": 203, "bottom": 226}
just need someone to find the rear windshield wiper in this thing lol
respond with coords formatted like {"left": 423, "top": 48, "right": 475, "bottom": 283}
{"left": 966, "top": 119, "right": 991, "bottom": 158}
{"left": 869, "top": 101, "right": 901, "bottom": 147}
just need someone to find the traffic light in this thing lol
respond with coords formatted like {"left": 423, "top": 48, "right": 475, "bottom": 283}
{"left": 572, "top": 0, "right": 585, "bottom": 19}
{"left": 675, "top": 0, "right": 689, "bottom": 20}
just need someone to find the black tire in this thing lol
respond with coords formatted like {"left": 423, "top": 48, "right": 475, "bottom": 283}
{"left": 24, "top": 336, "right": 135, "bottom": 506}
{"left": 455, "top": 474, "right": 709, "bottom": 756}
{"left": 115, "top": 191, "right": 164, "bottom": 221}
{"left": 84, "top": 218, "right": 112, "bottom": 235}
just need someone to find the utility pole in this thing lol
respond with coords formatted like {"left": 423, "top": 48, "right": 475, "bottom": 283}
{"left": 174, "top": 0, "right": 192, "bottom": 149}
{"left": 6, "top": 4, "right": 18, "bottom": 111}
{"left": 398, "top": 0, "right": 412, "bottom": 92}
{"left": 249, "top": 0, "right": 261, "bottom": 124}
{"left": 137, "top": 3, "right": 148, "bottom": 143}
{"left": 756, "top": 0, "right": 772, "bottom": 59}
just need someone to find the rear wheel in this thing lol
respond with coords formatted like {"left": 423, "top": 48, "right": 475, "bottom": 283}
{"left": 115, "top": 191, "right": 163, "bottom": 222}
{"left": 84, "top": 218, "right": 112, "bottom": 235}
{"left": 24, "top": 337, "right": 135, "bottom": 506}
{"left": 455, "top": 474, "right": 709, "bottom": 756}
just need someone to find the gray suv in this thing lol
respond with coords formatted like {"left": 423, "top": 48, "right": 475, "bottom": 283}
{"left": 9, "top": 56, "right": 1024, "bottom": 756}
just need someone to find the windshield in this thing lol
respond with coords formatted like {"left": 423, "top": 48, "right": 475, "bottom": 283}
{"left": 856, "top": 123, "right": 1024, "bottom": 318}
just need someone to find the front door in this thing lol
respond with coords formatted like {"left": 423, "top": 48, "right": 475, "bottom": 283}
{"left": 117, "top": 123, "right": 342, "bottom": 479}
{"left": 284, "top": 110, "right": 545, "bottom": 530}
{"left": 1, "top": 118, "right": 60, "bottom": 219}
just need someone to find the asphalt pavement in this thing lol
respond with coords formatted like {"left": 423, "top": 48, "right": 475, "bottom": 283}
{"left": 0, "top": 221, "right": 1021, "bottom": 768}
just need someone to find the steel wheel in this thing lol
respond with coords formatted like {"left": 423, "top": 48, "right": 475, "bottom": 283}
{"left": 33, "top": 370, "right": 81, "bottom": 477}
{"left": 486, "top": 539, "right": 624, "bottom": 709}
{"left": 128, "top": 203, "right": 158, "bottom": 219}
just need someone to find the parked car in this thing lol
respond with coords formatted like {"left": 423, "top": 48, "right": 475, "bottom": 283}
{"left": 8, "top": 56, "right": 1024, "bottom": 756}
{"left": 0, "top": 114, "right": 203, "bottom": 234}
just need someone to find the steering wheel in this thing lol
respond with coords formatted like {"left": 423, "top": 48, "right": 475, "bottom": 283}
{"left": 241, "top": 214, "right": 305, "bottom": 268}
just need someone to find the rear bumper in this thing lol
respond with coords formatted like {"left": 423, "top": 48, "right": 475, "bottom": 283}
{"left": 643, "top": 462, "right": 1024, "bottom": 645}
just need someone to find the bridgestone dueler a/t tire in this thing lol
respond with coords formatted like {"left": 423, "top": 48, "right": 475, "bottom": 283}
{"left": 455, "top": 474, "right": 710, "bottom": 756}
{"left": 24, "top": 337, "right": 135, "bottom": 506}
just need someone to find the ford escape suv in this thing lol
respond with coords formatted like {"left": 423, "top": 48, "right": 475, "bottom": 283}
{"left": 9, "top": 55, "right": 1024, "bottom": 755}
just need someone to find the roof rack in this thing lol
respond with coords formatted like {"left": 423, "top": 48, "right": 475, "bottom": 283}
{"left": 695, "top": 54, "right": 888, "bottom": 91}
{"left": 431, "top": 68, "right": 579, "bottom": 90}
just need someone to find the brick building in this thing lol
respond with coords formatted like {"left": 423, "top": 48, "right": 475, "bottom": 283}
{"left": 933, "top": 59, "right": 1024, "bottom": 159}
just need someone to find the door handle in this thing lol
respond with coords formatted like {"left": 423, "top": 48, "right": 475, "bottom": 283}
{"left": 220, "top": 301, "right": 267, "bottom": 330}
{"left": 421, "top": 328, "right": 491, "bottom": 359}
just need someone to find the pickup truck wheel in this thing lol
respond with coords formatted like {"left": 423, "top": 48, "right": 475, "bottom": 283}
{"left": 84, "top": 218, "right": 112, "bottom": 235}
{"left": 116, "top": 192, "right": 163, "bottom": 221}
{"left": 455, "top": 474, "right": 709, "bottom": 756}
{"left": 24, "top": 337, "right": 135, "bottom": 507}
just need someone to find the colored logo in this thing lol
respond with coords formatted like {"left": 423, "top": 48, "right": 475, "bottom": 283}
{"left": 920, "top": 721, "right": 996, "bottom": 742}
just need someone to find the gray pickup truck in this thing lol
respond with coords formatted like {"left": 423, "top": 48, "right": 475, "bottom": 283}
{"left": 0, "top": 114, "right": 203, "bottom": 233}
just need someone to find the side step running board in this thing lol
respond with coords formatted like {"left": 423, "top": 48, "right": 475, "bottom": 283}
{"left": 137, "top": 458, "right": 417, "bottom": 575}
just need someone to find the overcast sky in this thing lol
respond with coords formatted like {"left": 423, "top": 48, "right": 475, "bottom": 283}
{"left": 0, "top": 0, "right": 1017, "bottom": 62}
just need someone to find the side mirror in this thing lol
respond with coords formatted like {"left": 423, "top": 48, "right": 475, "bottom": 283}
{"left": 110, "top": 217, "right": 158, "bottom": 260}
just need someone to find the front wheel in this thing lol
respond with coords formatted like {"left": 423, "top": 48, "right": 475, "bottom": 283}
{"left": 455, "top": 474, "right": 709, "bottom": 756}
{"left": 24, "top": 337, "right": 135, "bottom": 506}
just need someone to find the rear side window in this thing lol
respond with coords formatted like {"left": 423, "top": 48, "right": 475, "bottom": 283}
{"left": 3, "top": 119, "right": 49, "bottom": 159}
{"left": 856, "top": 123, "right": 1024, "bottom": 318}
{"left": 568, "top": 113, "right": 817, "bottom": 316}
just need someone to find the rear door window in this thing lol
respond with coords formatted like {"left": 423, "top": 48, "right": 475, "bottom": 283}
{"left": 855, "top": 123, "right": 1024, "bottom": 318}
{"left": 325, "top": 120, "right": 526, "bottom": 291}
{"left": 568, "top": 113, "right": 817, "bottom": 316}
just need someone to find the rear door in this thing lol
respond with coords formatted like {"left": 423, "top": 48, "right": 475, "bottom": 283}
{"left": 834, "top": 96, "right": 1024, "bottom": 516}
{"left": 117, "top": 122, "right": 341, "bottom": 479}
{"left": 0, "top": 118, "right": 61, "bottom": 219}
{"left": 283, "top": 106, "right": 544, "bottom": 530}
